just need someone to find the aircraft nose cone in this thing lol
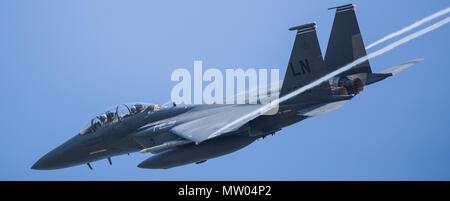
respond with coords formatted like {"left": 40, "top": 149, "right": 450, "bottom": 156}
{"left": 31, "top": 135, "right": 84, "bottom": 170}
{"left": 31, "top": 148, "right": 64, "bottom": 170}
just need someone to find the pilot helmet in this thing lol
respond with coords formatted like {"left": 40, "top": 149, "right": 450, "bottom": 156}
{"left": 98, "top": 114, "right": 107, "bottom": 122}
{"left": 147, "top": 104, "right": 155, "bottom": 111}
{"left": 135, "top": 104, "right": 143, "bottom": 110}
{"left": 106, "top": 111, "right": 114, "bottom": 119}
{"left": 130, "top": 106, "right": 137, "bottom": 114}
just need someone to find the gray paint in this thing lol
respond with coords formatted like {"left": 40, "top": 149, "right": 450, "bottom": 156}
{"left": 31, "top": 4, "right": 422, "bottom": 170}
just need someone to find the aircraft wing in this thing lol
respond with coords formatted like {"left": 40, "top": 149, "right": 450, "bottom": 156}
{"left": 170, "top": 104, "right": 264, "bottom": 143}
{"left": 297, "top": 95, "right": 353, "bottom": 117}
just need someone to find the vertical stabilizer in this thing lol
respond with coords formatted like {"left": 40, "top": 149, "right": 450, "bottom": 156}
{"left": 325, "top": 4, "right": 372, "bottom": 82}
{"left": 280, "top": 23, "right": 331, "bottom": 104}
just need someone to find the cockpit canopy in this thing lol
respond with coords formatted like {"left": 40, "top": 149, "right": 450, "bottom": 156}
{"left": 79, "top": 102, "right": 161, "bottom": 135}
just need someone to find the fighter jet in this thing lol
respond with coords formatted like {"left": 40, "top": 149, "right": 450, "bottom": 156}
{"left": 32, "top": 4, "right": 422, "bottom": 170}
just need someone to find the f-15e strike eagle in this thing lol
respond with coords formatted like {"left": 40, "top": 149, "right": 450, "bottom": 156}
{"left": 32, "top": 4, "right": 422, "bottom": 170}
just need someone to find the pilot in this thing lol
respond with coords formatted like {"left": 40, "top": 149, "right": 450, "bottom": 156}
{"left": 93, "top": 121, "right": 101, "bottom": 129}
{"left": 147, "top": 104, "right": 155, "bottom": 112}
{"left": 134, "top": 104, "right": 144, "bottom": 113}
{"left": 130, "top": 106, "right": 137, "bottom": 114}
{"left": 106, "top": 111, "right": 115, "bottom": 122}
{"left": 98, "top": 114, "right": 107, "bottom": 124}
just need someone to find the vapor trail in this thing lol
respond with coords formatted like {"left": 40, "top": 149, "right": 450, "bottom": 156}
{"left": 210, "top": 16, "right": 450, "bottom": 138}
{"left": 366, "top": 7, "right": 450, "bottom": 49}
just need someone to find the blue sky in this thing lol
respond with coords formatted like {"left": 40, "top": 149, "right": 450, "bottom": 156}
{"left": 1, "top": 0, "right": 449, "bottom": 180}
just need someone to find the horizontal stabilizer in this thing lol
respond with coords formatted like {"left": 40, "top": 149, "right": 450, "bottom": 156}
{"left": 366, "top": 58, "right": 423, "bottom": 85}
{"left": 380, "top": 58, "right": 423, "bottom": 75}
